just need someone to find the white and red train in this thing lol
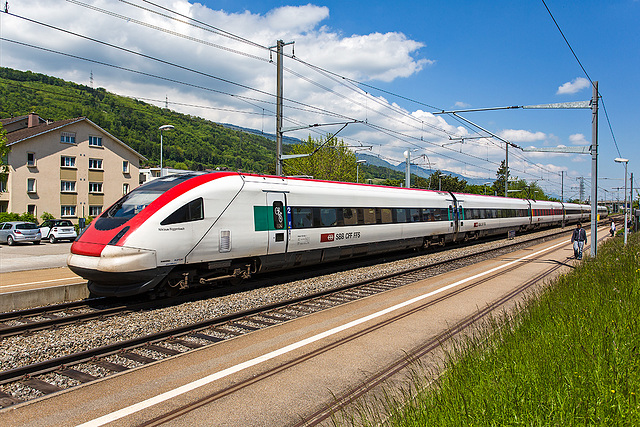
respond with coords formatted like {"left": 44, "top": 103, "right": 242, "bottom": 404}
{"left": 67, "top": 172, "right": 606, "bottom": 297}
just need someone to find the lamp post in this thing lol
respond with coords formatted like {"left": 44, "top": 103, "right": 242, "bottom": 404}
{"left": 403, "top": 150, "right": 411, "bottom": 188}
{"left": 356, "top": 159, "right": 366, "bottom": 183}
{"left": 159, "top": 125, "right": 174, "bottom": 177}
{"left": 438, "top": 173, "right": 445, "bottom": 191}
{"left": 614, "top": 157, "right": 629, "bottom": 245}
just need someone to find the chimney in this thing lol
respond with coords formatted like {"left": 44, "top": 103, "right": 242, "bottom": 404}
{"left": 28, "top": 112, "right": 39, "bottom": 128}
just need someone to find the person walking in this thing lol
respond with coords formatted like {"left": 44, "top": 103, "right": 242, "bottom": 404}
{"left": 610, "top": 220, "right": 616, "bottom": 237}
{"left": 571, "top": 222, "right": 587, "bottom": 260}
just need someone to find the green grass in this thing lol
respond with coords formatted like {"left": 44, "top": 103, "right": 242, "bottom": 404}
{"left": 338, "top": 233, "right": 640, "bottom": 426}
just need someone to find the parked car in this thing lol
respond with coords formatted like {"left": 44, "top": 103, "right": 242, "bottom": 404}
{"left": 39, "top": 219, "right": 78, "bottom": 243}
{"left": 0, "top": 221, "right": 41, "bottom": 245}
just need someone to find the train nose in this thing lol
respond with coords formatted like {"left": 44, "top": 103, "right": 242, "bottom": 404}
{"left": 68, "top": 245, "right": 157, "bottom": 274}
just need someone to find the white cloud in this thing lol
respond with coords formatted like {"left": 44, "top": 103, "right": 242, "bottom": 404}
{"left": 499, "top": 129, "right": 546, "bottom": 143}
{"left": 569, "top": 133, "right": 589, "bottom": 145}
{"left": 557, "top": 77, "right": 590, "bottom": 95}
{"left": 454, "top": 101, "right": 470, "bottom": 108}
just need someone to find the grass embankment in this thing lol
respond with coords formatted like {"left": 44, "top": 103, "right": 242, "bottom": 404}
{"left": 358, "top": 233, "right": 640, "bottom": 426}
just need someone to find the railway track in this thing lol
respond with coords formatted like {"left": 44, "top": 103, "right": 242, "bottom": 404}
{"left": 0, "top": 224, "right": 581, "bottom": 338}
{"left": 0, "top": 224, "right": 604, "bottom": 408}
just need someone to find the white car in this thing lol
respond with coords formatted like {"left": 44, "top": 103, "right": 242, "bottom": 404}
{"left": 39, "top": 219, "right": 78, "bottom": 243}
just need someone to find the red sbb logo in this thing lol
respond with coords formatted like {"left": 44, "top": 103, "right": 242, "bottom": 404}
{"left": 321, "top": 233, "right": 335, "bottom": 242}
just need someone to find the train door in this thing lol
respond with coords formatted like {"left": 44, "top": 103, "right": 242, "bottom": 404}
{"left": 266, "top": 192, "right": 288, "bottom": 255}
{"left": 447, "top": 193, "right": 459, "bottom": 239}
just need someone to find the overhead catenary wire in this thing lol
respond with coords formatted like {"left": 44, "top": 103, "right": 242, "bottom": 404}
{"left": 1, "top": 4, "right": 575, "bottom": 193}
{"left": 68, "top": 0, "right": 568, "bottom": 184}
{"left": 541, "top": 0, "right": 621, "bottom": 158}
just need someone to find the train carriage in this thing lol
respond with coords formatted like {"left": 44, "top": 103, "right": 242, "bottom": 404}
{"left": 452, "top": 193, "right": 531, "bottom": 240}
{"left": 68, "top": 172, "right": 598, "bottom": 297}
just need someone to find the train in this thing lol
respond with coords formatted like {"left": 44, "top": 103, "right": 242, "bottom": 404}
{"left": 67, "top": 172, "right": 607, "bottom": 297}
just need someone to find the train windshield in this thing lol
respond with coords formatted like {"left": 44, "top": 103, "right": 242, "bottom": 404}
{"left": 102, "top": 173, "right": 202, "bottom": 222}
{"left": 94, "top": 173, "right": 200, "bottom": 231}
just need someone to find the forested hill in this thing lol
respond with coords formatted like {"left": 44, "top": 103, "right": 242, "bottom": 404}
{"left": 0, "top": 67, "right": 282, "bottom": 173}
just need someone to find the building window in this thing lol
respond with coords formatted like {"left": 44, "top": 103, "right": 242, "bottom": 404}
{"left": 61, "top": 156, "right": 76, "bottom": 168}
{"left": 61, "top": 132, "right": 76, "bottom": 144}
{"left": 89, "top": 182, "right": 103, "bottom": 193}
{"left": 27, "top": 152, "right": 36, "bottom": 167}
{"left": 89, "top": 136, "right": 103, "bottom": 147}
{"left": 89, "top": 206, "right": 102, "bottom": 217}
{"left": 123, "top": 183, "right": 130, "bottom": 195}
{"left": 0, "top": 176, "right": 6, "bottom": 192}
{"left": 122, "top": 160, "right": 129, "bottom": 173}
{"left": 89, "top": 158, "right": 103, "bottom": 170}
{"left": 61, "top": 181, "right": 76, "bottom": 193}
{"left": 61, "top": 205, "right": 76, "bottom": 217}
{"left": 27, "top": 205, "right": 36, "bottom": 216}
{"left": 27, "top": 178, "right": 36, "bottom": 193}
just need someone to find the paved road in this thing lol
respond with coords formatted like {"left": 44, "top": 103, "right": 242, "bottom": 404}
{"left": 0, "top": 241, "right": 72, "bottom": 273}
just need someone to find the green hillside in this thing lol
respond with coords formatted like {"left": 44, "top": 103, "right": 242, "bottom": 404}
{"left": 0, "top": 67, "right": 280, "bottom": 173}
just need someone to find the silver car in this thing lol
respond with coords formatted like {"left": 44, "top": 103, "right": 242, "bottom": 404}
{"left": 0, "top": 221, "right": 42, "bottom": 245}
{"left": 39, "top": 219, "right": 77, "bottom": 243}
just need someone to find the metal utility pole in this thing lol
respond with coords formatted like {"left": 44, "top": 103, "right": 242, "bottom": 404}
{"left": 590, "top": 81, "right": 598, "bottom": 257}
{"left": 505, "top": 143, "right": 509, "bottom": 197}
{"left": 561, "top": 171, "right": 564, "bottom": 202}
{"left": 275, "top": 40, "right": 284, "bottom": 176}
{"left": 274, "top": 39, "right": 294, "bottom": 176}
{"left": 404, "top": 150, "right": 411, "bottom": 188}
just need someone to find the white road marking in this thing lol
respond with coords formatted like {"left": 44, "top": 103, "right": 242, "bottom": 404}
{"left": 77, "top": 235, "right": 582, "bottom": 427}
{"left": 0, "top": 277, "right": 80, "bottom": 289}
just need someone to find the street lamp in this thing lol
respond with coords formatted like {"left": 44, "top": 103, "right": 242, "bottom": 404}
{"left": 483, "top": 182, "right": 492, "bottom": 195}
{"left": 614, "top": 157, "right": 629, "bottom": 245}
{"left": 438, "top": 173, "right": 446, "bottom": 191}
{"left": 159, "top": 125, "right": 174, "bottom": 177}
{"left": 356, "top": 159, "right": 366, "bottom": 183}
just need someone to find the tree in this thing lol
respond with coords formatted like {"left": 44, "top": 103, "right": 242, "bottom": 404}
{"left": 424, "top": 170, "right": 467, "bottom": 192}
{"left": 494, "top": 160, "right": 508, "bottom": 197}
{"left": 282, "top": 135, "right": 357, "bottom": 182}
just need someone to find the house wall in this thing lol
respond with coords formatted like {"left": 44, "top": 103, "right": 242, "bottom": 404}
{"left": 6, "top": 120, "right": 141, "bottom": 221}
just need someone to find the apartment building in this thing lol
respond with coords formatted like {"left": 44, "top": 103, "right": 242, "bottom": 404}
{"left": 0, "top": 113, "right": 145, "bottom": 221}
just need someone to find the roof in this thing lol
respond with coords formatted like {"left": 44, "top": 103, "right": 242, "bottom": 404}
{"left": 6, "top": 118, "right": 82, "bottom": 145}
{"left": 3, "top": 116, "right": 147, "bottom": 161}
{"left": 1, "top": 114, "right": 45, "bottom": 127}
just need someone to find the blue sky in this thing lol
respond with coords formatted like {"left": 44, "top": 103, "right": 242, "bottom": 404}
{"left": 1, "top": 0, "right": 638, "bottom": 201}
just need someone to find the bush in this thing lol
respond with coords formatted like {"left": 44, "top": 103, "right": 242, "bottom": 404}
{"left": 40, "top": 212, "right": 55, "bottom": 221}
{"left": 0, "top": 212, "right": 38, "bottom": 223}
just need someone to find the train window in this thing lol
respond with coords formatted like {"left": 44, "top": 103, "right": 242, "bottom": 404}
{"left": 343, "top": 208, "right": 357, "bottom": 225}
{"left": 409, "top": 208, "right": 421, "bottom": 222}
{"left": 292, "top": 207, "right": 313, "bottom": 228}
{"left": 319, "top": 208, "right": 338, "bottom": 227}
{"left": 160, "top": 198, "right": 204, "bottom": 226}
{"left": 393, "top": 208, "right": 408, "bottom": 223}
{"left": 363, "top": 208, "right": 376, "bottom": 225}
{"left": 273, "top": 201, "right": 285, "bottom": 230}
{"left": 379, "top": 208, "right": 393, "bottom": 224}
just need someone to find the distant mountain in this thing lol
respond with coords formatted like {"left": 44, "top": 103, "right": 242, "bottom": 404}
{"left": 355, "top": 153, "right": 492, "bottom": 186}
{"left": 220, "top": 123, "right": 303, "bottom": 145}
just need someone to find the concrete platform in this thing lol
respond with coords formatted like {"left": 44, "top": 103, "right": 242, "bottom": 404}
{"left": 0, "top": 242, "right": 89, "bottom": 311}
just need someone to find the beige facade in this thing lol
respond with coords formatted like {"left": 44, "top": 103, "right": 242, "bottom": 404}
{"left": 1, "top": 114, "right": 145, "bottom": 222}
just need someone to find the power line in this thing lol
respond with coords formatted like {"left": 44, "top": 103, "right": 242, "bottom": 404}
{"left": 541, "top": 0, "right": 621, "bottom": 158}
